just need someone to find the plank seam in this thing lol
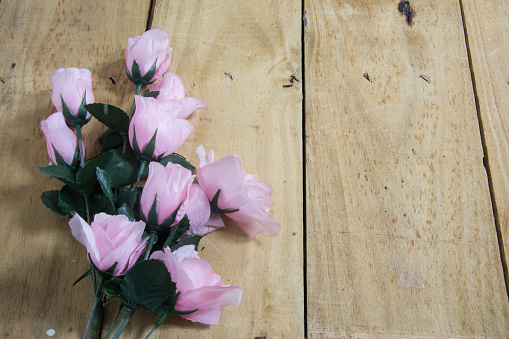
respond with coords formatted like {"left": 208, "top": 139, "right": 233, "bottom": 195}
{"left": 458, "top": 0, "right": 509, "bottom": 300}
{"left": 301, "top": 0, "right": 308, "bottom": 338}
{"left": 146, "top": 0, "right": 156, "bottom": 31}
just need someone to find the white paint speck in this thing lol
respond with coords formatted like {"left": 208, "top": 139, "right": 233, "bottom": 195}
{"left": 72, "top": 259, "right": 76, "bottom": 263}
{"left": 46, "top": 329, "right": 56, "bottom": 337}
{"left": 389, "top": 263, "right": 425, "bottom": 289}
{"left": 488, "top": 48, "right": 501, "bottom": 56}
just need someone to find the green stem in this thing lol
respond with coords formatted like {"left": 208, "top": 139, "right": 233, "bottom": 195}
{"left": 75, "top": 125, "right": 86, "bottom": 168}
{"left": 105, "top": 302, "right": 124, "bottom": 339}
{"left": 129, "top": 83, "right": 143, "bottom": 119}
{"left": 144, "top": 231, "right": 157, "bottom": 261}
{"left": 111, "top": 307, "right": 135, "bottom": 339}
{"left": 82, "top": 275, "right": 104, "bottom": 339}
{"left": 129, "top": 161, "right": 147, "bottom": 209}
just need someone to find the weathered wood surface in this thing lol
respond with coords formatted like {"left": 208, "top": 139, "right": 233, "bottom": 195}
{"left": 462, "top": 0, "right": 509, "bottom": 283}
{"left": 1, "top": 0, "right": 509, "bottom": 338}
{"left": 305, "top": 0, "right": 509, "bottom": 337}
{"left": 0, "top": 0, "right": 303, "bottom": 338}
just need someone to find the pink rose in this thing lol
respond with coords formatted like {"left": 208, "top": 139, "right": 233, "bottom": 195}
{"left": 149, "top": 72, "right": 207, "bottom": 119}
{"left": 196, "top": 146, "right": 281, "bottom": 238}
{"left": 129, "top": 95, "right": 194, "bottom": 158}
{"left": 140, "top": 162, "right": 194, "bottom": 225}
{"left": 69, "top": 213, "right": 149, "bottom": 276}
{"left": 40, "top": 112, "right": 80, "bottom": 165}
{"left": 177, "top": 184, "right": 225, "bottom": 236}
{"left": 150, "top": 245, "right": 242, "bottom": 325}
{"left": 126, "top": 29, "right": 172, "bottom": 83}
{"left": 50, "top": 67, "right": 94, "bottom": 118}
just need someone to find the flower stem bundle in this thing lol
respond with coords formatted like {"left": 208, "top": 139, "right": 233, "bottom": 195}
{"left": 38, "top": 28, "right": 281, "bottom": 338}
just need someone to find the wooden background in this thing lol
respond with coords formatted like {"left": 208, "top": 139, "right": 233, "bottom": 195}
{"left": 0, "top": 0, "right": 508, "bottom": 338}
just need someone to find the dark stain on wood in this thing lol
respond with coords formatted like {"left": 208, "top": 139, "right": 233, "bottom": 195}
{"left": 398, "top": 1, "right": 415, "bottom": 26}
{"left": 109, "top": 77, "right": 116, "bottom": 85}
{"left": 419, "top": 75, "right": 431, "bottom": 83}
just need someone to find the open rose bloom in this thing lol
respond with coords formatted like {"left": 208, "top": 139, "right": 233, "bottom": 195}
{"left": 69, "top": 213, "right": 149, "bottom": 275}
{"left": 151, "top": 246, "right": 243, "bottom": 325}
{"left": 196, "top": 146, "right": 281, "bottom": 238}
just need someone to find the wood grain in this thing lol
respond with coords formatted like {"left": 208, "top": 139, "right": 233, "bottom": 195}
{"left": 304, "top": 0, "right": 509, "bottom": 337}
{"left": 461, "top": 0, "right": 509, "bottom": 284}
{"left": 140, "top": 1, "right": 304, "bottom": 338}
{"left": 0, "top": 0, "right": 150, "bottom": 337}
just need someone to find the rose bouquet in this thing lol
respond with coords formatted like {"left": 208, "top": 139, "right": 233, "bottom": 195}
{"left": 38, "top": 29, "right": 281, "bottom": 339}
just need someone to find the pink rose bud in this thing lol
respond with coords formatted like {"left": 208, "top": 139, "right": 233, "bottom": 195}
{"left": 196, "top": 146, "right": 282, "bottom": 238}
{"left": 126, "top": 29, "right": 172, "bottom": 84}
{"left": 129, "top": 95, "right": 194, "bottom": 158}
{"left": 40, "top": 112, "right": 80, "bottom": 165}
{"left": 149, "top": 72, "right": 207, "bottom": 119}
{"left": 140, "top": 162, "right": 194, "bottom": 225}
{"left": 69, "top": 213, "right": 149, "bottom": 276}
{"left": 150, "top": 246, "right": 243, "bottom": 325}
{"left": 177, "top": 184, "right": 225, "bottom": 236}
{"left": 50, "top": 67, "right": 94, "bottom": 119}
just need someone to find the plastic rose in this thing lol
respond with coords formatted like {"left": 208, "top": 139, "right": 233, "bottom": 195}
{"left": 129, "top": 95, "right": 194, "bottom": 158}
{"left": 178, "top": 184, "right": 225, "bottom": 236}
{"left": 69, "top": 213, "right": 149, "bottom": 276}
{"left": 150, "top": 72, "right": 207, "bottom": 119}
{"left": 150, "top": 245, "right": 243, "bottom": 325}
{"left": 140, "top": 162, "right": 194, "bottom": 225}
{"left": 50, "top": 67, "right": 94, "bottom": 118}
{"left": 196, "top": 146, "right": 281, "bottom": 238}
{"left": 40, "top": 112, "right": 80, "bottom": 165}
{"left": 126, "top": 29, "right": 172, "bottom": 84}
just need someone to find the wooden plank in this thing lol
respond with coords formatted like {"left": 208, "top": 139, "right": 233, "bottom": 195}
{"left": 0, "top": 1, "right": 150, "bottom": 337}
{"left": 461, "top": 0, "right": 509, "bottom": 284}
{"left": 305, "top": 0, "right": 509, "bottom": 337}
{"left": 139, "top": 1, "right": 304, "bottom": 338}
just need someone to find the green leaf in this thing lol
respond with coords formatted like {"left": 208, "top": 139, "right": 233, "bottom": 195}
{"left": 120, "top": 260, "right": 172, "bottom": 311}
{"left": 76, "top": 151, "right": 115, "bottom": 188}
{"left": 102, "top": 151, "right": 142, "bottom": 187}
{"left": 159, "top": 153, "right": 195, "bottom": 171}
{"left": 142, "top": 130, "right": 158, "bottom": 159}
{"left": 77, "top": 90, "right": 91, "bottom": 122}
{"left": 102, "top": 276, "right": 123, "bottom": 299}
{"left": 147, "top": 195, "right": 159, "bottom": 226}
{"left": 60, "top": 95, "right": 75, "bottom": 125}
{"left": 98, "top": 129, "right": 125, "bottom": 152}
{"left": 40, "top": 190, "right": 67, "bottom": 217}
{"left": 131, "top": 59, "right": 142, "bottom": 81}
{"left": 117, "top": 203, "right": 135, "bottom": 221}
{"left": 170, "top": 234, "right": 204, "bottom": 252}
{"left": 84, "top": 103, "right": 130, "bottom": 131}
{"left": 210, "top": 189, "right": 239, "bottom": 215}
{"left": 143, "top": 91, "right": 159, "bottom": 98}
{"left": 96, "top": 168, "right": 115, "bottom": 213}
{"left": 73, "top": 268, "right": 92, "bottom": 286}
{"left": 58, "top": 185, "right": 86, "bottom": 218}
{"left": 163, "top": 215, "right": 190, "bottom": 249}
{"left": 38, "top": 165, "right": 78, "bottom": 189}
{"left": 52, "top": 144, "right": 71, "bottom": 167}
{"left": 89, "top": 193, "right": 106, "bottom": 217}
